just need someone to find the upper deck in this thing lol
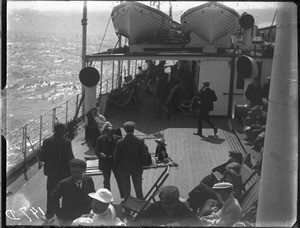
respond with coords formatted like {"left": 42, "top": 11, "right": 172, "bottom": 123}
{"left": 6, "top": 91, "right": 245, "bottom": 226}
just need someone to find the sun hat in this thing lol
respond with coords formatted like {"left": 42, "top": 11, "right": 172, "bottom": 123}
{"left": 155, "top": 138, "right": 167, "bottom": 146}
{"left": 88, "top": 188, "right": 113, "bottom": 204}
{"left": 212, "top": 182, "right": 233, "bottom": 190}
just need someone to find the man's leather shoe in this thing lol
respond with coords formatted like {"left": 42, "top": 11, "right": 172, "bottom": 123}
{"left": 214, "top": 128, "right": 218, "bottom": 136}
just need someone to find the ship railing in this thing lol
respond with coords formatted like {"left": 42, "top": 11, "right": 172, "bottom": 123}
{"left": 6, "top": 93, "right": 83, "bottom": 181}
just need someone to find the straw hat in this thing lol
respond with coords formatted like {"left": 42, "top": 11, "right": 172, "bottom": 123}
{"left": 88, "top": 188, "right": 113, "bottom": 204}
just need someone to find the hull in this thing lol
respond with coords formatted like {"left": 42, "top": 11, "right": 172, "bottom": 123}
{"left": 181, "top": 2, "right": 239, "bottom": 44}
{"left": 111, "top": 1, "right": 179, "bottom": 44}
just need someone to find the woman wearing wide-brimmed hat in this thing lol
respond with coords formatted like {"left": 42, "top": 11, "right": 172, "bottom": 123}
{"left": 72, "top": 188, "right": 125, "bottom": 226}
{"left": 155, "top": 138, "right": 168, "bottom": 162}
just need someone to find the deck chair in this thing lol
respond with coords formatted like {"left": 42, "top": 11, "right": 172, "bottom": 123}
{"left": 241, "top": 179, "right": 260, "bottom": 212}
{"left": 178, "top": 96, "right": 197, "bottom": 116}
{"left": 123, "top": 165, "right": 170, "bottom": 220}
{"left": 242, "top": 169, "right": 260, "bottom": 192}
{"left": 240, "top": 162, "right": 255, "bottom": 185}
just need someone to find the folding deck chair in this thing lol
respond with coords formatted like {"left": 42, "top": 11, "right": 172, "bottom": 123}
{"left": 178, "top": 96, "right": 197, "bottom": 116}
{"left": 240, "top": 179, "right": 260, "bottom": 212}
{"left": 123, "top": 165, "right": 170, "bottom": 220}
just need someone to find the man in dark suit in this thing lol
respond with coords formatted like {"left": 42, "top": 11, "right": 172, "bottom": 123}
{"left": 95, "top": 126, "right": 124, "bottom": 199}
{"left": 39, "top": 122, "right": 74, "bottom": 221}
{"left": 245, "top": 77, "right": 263, "bottom": 107}
{"left": 194, "top": 81, "right": 218, "bottom": 137}
{"left": 51, "top": 159, "right": 95, "bottom": 226}
{"left": 114, "top": 121, "right": 148, "bottom": 200}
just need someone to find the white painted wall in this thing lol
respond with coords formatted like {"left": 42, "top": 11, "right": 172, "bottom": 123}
{"left": 197, "top": 58, "right": 231, "bottom": 116}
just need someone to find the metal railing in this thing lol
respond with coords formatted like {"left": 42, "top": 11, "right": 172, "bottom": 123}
{"left": 6, "top": 60, "right": 148, "bottom": 181}
{"left": 6, "top": 93, "right": 82, "bottom": 177}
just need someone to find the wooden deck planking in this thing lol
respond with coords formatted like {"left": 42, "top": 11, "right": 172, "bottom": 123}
{"left": 6, "top": 92, "right": 244, "bottom": 226}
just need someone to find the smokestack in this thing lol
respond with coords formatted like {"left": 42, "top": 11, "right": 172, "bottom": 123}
{"left": 256, "top": 2, "right": 298, "bottom": 227}
{"left": 240, "top": 13, "right": 254, "bottom": 46}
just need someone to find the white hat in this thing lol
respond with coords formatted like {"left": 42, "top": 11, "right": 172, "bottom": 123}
{"left": 88, "top": 188, "right": 113, "bottom": 204}
{"left": 212, "top": 182, "right": 233, "bottom": 190}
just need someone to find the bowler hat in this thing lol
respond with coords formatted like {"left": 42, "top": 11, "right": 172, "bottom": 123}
{"left": 89, "top": 188, "right": 113, "bottom": 204}
{"left": 69, "top": 158, "right": 86, "bottom": 169}
{"left": 212, "top": 182, "right": 233, "bottom": 190}
{"left": 123, "top": 121, "right": 135, "bottom": 132}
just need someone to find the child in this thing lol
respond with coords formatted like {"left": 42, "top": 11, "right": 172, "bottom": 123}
{"left": 155, "top": 138, "right": 168, "bottom": 162}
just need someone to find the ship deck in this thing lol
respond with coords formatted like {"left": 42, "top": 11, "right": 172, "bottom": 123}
{"left": 6, "top": 92, "right": 245, "bottom": 226}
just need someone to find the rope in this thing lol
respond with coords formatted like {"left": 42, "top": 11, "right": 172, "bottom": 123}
{"left": 98, "top": 16, "right": 111, "bottom": 53}
{"left": 93, "top": 16, "right": 112, "bottom": 67}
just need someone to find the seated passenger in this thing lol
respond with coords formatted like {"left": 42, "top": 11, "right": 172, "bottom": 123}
{"left": 201, "top": 151, "right": 243, "bottom": 188}
{"left": 136, "top": 186, "right": 198, "bottom": 226}
{"left": 199, "top": 182, "right": 242, "bottom": 227}
{"left": 72, "top": 188, "right": 125, "bottom": 226}
{"left": 181, "top": 162, "right": 243, "bottom": 213}
{"left": 222, "top": 164, "right": 243, "bottom": 202}
{"left": 51, "top": 159, "right": 95, "bottom": 226}
{"left": 155, "top": 138, "right": 168, "bottom": 162}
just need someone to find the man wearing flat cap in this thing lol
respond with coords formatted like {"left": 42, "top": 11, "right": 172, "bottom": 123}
{"left": 136, "top": 185, "right": 198, "bottom": 226}
{"left": 199, "top": 182, "right": 242, "bottom": 227}
{"left": 72, "top": 188, "right": 125, "bottom": 226}
{"left": 114, "top": 121, "right": 149, "bottom": 201}
{"left": 194, "top": 80, "right": 218, "bottom": 137}
{"left": 51, "top": 158, "right": 95, "bottom": 226}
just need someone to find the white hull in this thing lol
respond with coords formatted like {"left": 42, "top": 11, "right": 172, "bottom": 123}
{"left": 111, "top": 1, "right": 179, "bottom": 44}
{"left": 181, "top": 2, "right": 239, "bottom": 44}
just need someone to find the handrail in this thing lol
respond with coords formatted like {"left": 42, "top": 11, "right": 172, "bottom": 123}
{"left": 6, "top": 93, "right": 84, "bottom": 179}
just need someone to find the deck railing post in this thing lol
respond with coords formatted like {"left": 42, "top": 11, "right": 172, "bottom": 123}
{"left": 75, "top": 94, "right": 79, "bottom": 118}
{"left": 39, "top": 115, "right": 43, "bottom": 149}
{"left": 65, "top": 100, "right": 69, "bottom": 124}
{"left": 23, "top": 125, "right": 28, "bottom": 180}
{"left": 52, "top": 108, "right": 56, "bottom": 131}
{"left": 100, "top": 61, "right": 103, "bottom": 94}
{"left": 112, "top": 60, "right": 115, "bottom": 90}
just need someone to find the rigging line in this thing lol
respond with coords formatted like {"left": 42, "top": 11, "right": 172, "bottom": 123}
{"left": 267, "top": 8, "right": 277, "bottom": 41}
{"left": 93, "top": 16, "right": 112, "bottom": 68}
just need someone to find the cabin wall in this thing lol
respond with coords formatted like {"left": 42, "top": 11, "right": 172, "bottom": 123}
{"left": 196, "top": 57, "right": 232, "bottom": 116}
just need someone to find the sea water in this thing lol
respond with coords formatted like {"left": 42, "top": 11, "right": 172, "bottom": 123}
{"left": 5, "top": 30, "right": 116, "bottom": 169}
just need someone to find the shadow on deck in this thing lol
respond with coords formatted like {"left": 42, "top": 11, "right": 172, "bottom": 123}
{"left": 6, "top": 91, "right": 245, "bottom": 226}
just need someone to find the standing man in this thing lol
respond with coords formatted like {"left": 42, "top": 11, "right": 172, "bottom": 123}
{"left": 95, "top": 126, "right": 124, "bottom": 199}
{"left": 245, "top": 77, "right": 263, "bottom": 107}
{"left": 39, "top": 122, "right": 74, "bottom": 222}
{"left": 114, "top": 121, "right": 148, "bottom": 200}
{"left": 194, "top": 81, "right": 218, "bottom": 137}
{"left": 51, "top": 159, "right": 95, "bottom": 226}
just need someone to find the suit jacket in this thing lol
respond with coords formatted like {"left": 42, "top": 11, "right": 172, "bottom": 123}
{"left": 114, "top": 133, "right": 148, "bottom": 175}
{"left": 245, "top": 83, "right": 263, "bottom": 106}
{"left": 39, "top": 135, "right": 74, "bottom": 179}
{"left": 196, "top": 87, "right": 217, "bottom": 111}
{"left": 52, "top": 176, "right": 95, "bottom": 220}
{"left": 95, "top": 134, "right": 121, "bottom": 168}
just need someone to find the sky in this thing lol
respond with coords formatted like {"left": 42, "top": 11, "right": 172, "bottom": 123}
{"left": 7, "top": 1, "right": 279, "bottom": 12}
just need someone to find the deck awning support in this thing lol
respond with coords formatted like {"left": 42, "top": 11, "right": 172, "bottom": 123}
{"left": 256, "top": 3, "right": 298, "bottom": 227}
